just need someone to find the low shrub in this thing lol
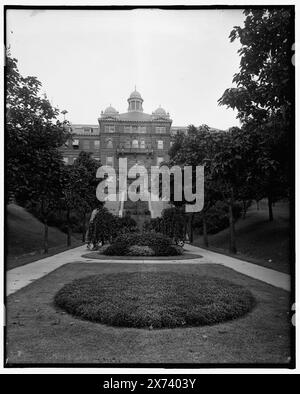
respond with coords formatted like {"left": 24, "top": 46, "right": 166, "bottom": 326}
{"left": 127, "top": 245, "right": 155, "bottom": 256}
{"left": 98, "top": 244, "right": 110, "bottom": 254}
{"left": 103, "top": 242, "right": 129, "bottom": 256}
{"left": 102, "top": 231, "right": 182, "bottom": 256}
{"left": 54, "top": 272, "right": 256, "bottom": 328}
{"left": 144, "top": 207, "right": 186, "bottom": 245}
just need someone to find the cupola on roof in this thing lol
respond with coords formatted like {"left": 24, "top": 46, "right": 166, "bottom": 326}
{"left": 152, "top": 105, "right": 170, "bottom": 120}
{"left": 129, "top": 89, "right": 143, "bottom": 100}
{"left": 128, "top": 87, "right": 144, "bottom": 112}
{"left": 104, "top": 105, "right": 118, "bottom": 114}
{"left": 153, "top": 106, "right": 167, "bottom": 115}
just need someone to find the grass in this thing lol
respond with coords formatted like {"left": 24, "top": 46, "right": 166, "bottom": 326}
{"left": 7, "top": 204, "right": 82, "bottom": 270}
{"left": 193, "top": 200, "right": 290, "bottom": 274}
{"left": 6, "top": 262, "right": 292, "bottom": 365}
{"left": 54, "top": 272, "right": 255, "bottom": 328}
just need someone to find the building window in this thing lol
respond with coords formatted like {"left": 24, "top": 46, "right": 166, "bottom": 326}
{"left": 72, "top": 139, "right": 79, "bottom": 149}
{"left": 157, "top": 157, "right": 164, "bottom": 166}
{"left": 156, "top": 126, "right": 166, "bottom": 134}
{"left": 132, "top": 139, "right": 139, "bottom": 149}
{"left": 138, "top": 126, "right": 146, "bottom": 133}
{"left": 124, "top": 126, "right": 131, "bottom": 133}
{"left": 157, "top": 140, "right": 163, "bottom": 149}
{"left": 140, "top": 139, "right": 146, "bottom": 149}
{"left": 83, "top": 127, "right": 93, "bottom": 134}
{"left": 125, "top": 139, "right": 131, "bottom": 148}
{"left": 106, "top": 156, "right": 114, "bottom": 166}
{"left": 94, "top": 140, "right": 100, "bottom": 149}
{"left": 132, "top": 126, "right": 138, "bottom": 133}
{"left": 105, "top": 125, "right": 115, "bottom": 133}
{"left": 63, "top": 157, "right": 69, "bottom": 164}
{"left": 106, "top": 139, "right": 113, "bottom": 149}
{"left": 170, "top": 141, "right": 174, "bottom": 147}
{"left": 83, "top": 140, "right": 90, "bottom": 150}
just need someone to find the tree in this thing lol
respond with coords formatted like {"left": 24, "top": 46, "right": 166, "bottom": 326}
{"left": 219, "top": 8, "right": 293, "bottom": 123}
{"left": 168, "top": 125, "right": 222, "bottom": 246}
{"left": 218, "top": 8, "right": 293, "bottom": 220}
{"left": 26, "top": 151, "right": 65, "bottom": 253}
{"left": 6, "top": 53, "right": 71, "bottom": 252}
{"left": 73, "top": 152, "right": 102, "bottom": 241}
{"left": 88, "top": 206, "right": 119, "bottom": 246}
{"left": 209, "top": 129, "right": 250, "bottom": 253}
{"left": 168, "top": 125, "right": 252, "bottom": 253}
{"left": 6, "top": 53, "right": 70, "bottom": 204}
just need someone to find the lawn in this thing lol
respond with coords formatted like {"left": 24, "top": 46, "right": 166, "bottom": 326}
{"left": 6, "top": 262, "right": 292, "bottom": 365}
{"left": 193, "top": 200, "right": 291, "bottom": 274}
{"left": 7, "top": 204, "right": 82, "bottom": 270}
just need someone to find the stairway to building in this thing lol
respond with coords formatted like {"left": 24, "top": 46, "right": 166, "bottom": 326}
{"left": 123, "top": 199, "right": 151, "bottom": 230}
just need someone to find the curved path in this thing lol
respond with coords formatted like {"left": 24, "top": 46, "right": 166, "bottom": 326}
{"left": 6, "top": 244, "right": 291, "bottom": 296}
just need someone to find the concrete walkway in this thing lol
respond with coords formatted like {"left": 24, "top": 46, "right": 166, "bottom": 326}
{"left": 6, "top": 244, "right": 291, "bottom": 296}
{"left": 186, "top": 244, "right": 291, "bottom": 292}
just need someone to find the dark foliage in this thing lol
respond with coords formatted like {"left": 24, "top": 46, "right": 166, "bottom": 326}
{"left": 103, "top": 231, "right": 181, "bottom": 256}
{"left": 193, "top": 201, "right": 242, "bottom": 235}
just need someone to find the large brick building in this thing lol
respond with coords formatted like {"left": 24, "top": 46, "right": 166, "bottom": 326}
{"left": 61, "top": 89, "right": 187, "bottom": 166}
{"left": 61, "top": 89, "right": 187, "bottom": 225}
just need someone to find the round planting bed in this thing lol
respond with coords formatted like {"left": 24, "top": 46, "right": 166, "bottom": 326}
{"left": 81, "top": 251, "right": 203, "bottom": 260}
{"left": 54, "top": 272, "right": 256, "bottom": 329}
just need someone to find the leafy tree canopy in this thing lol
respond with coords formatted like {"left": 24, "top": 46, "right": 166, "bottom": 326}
{"left": 218, "top": 8, "right": 293, "bottom": 123}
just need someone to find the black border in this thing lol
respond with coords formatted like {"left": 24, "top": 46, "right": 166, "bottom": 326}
{"left": 3, "top": 4, "right": 296, "bottom": 370}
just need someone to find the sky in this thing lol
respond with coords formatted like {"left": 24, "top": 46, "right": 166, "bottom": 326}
{"left": 6, "top": 8, "right": 246, "bottom": 129}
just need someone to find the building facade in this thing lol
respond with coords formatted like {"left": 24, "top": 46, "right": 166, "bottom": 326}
{"left": 61, "top": 90, "right": 187, "bottom": 166}
{"left": 61, "top": 90, "right": 187, "bottom": 225}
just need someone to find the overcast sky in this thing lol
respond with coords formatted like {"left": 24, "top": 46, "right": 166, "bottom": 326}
{"left": 7, "top": 8, "right": 245, "bottom": 129}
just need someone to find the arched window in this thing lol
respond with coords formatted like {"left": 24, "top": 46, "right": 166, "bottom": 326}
{"left": 140, "top": 139, "right": 145, "bottom": 149}
{"left": 106, "top": 138, "right": 113, "bottom": 149}
{"left": 157, "top": 140, "right": 164, "bottom": 149}
{"left": 132, "top": 139, "right": 139, "bottom": 149}
{"left": 125, "top": 139, "right": 131, "bottom": 148}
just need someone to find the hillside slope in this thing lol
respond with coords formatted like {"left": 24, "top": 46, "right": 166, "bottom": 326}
{"left": 193, "top": 200, "right": 291, "bottom": 274}
{"left": 6, "top": 204, "right": 81, "bottom": 269}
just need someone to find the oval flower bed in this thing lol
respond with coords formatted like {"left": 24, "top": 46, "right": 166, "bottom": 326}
{"left": 101, "top": 231, "right": 183, "bottom": 257}
{"left": 54, "top": 272, "right": 256, "bottom": 329}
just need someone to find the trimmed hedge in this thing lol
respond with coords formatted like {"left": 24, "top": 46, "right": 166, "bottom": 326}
{"left": 102, "top": 231, "right": 182, "bottom": 256}
{"left": 127, "top": 245, "right": 155, "bottom": 256}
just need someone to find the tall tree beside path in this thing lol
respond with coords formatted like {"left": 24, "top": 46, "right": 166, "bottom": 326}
{"left": 218, "top": 8, "right": 293, "bottom": 220}
{"left": 6, "top": 53, "right": 70, "bottom": 252}
{"left": 6, "top": 53, "right": 70, "bottom": 204}
{"left": 73, "top": 152, "right": 102, "bottom": 243}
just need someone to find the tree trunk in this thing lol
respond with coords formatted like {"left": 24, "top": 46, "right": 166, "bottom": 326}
{"left": 66, "top": 209, "right": 72, "bottom": 246}
{"left": 82, "top": 212, "right": 86, "bottom": 243}
{"left": 229, "top": 201, "right": 237, "bottom": 254}
{"left": 188, "top": 213, "right": 194, "bottom": 243}
{"left": 242, "top": 200, "right": 247, "bottom": 219}
{"left": 44, "top": 219, "right": 49, "bottom": 254}
{"left": 202, "top": 214, "right": 208, "bottom": 247}
{"left": 268, "top": 194, "right": 274, "bottom": 221}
